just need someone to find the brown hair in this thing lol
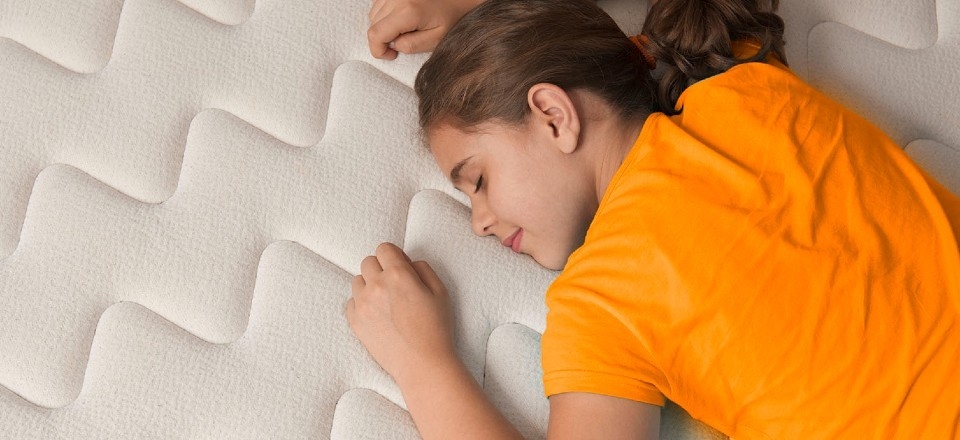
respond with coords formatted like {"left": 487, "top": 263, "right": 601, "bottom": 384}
{"left": 415, "top": 0, "right": 788, "bottom": 131}
{"left": 414, "top": 0, "right": 658, "bottom": 133}
{"left": 642, "top": 0, "right": 787, "bottom": 113}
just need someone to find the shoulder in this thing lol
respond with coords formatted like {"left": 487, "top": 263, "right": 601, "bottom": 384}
{"left": 675, "top": 39, "right": 802, "bottom": 115}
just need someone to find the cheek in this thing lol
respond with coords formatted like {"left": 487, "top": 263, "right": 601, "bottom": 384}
{"left": 486, "top": 187, "right": 527, "bottom": 220}
{"left": 499, "top": 185, "right": 569, "bottom": 234}
{"left": 531, "top": 182, "right": 594, "bottom": 245}
{"left": 491, "top": 170, "right": 555, "bottom": 219}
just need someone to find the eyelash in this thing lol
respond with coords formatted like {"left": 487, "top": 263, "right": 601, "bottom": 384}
{"left": 474, "top": 176, "right": 483, "bottom": 193}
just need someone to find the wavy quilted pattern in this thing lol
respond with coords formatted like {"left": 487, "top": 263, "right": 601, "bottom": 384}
{"left": 1, "top": 0, "right": 957, "bottom": 438}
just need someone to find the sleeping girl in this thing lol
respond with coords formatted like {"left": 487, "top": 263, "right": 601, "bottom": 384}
{"left": 349, "top": 0, "right": 960, "bottom": 437}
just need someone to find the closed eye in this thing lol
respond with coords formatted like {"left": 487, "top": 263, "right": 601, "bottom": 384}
{"left": 474, "top": 175, "right": 483, "bottom": 193}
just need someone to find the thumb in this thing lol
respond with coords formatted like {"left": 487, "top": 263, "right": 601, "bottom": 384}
{"left": 390, "top": 27, "right": 446, "bottom": 54}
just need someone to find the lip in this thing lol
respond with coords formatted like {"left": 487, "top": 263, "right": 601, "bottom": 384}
{"left": 501, "top": 229, "right": 523, "bottom": 253}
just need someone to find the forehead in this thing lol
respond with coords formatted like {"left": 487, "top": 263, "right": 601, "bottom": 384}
{"left": 427, "top": 124, "right": 476, "bottom": 150}
{"left": 426, "top": 126, "right": 477, "bottom": 183}
{"left": 426, "top": 122, "right": 518, "bottom": 173}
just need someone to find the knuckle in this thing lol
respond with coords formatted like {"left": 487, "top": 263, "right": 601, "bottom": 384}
{"left": 367, "top": 24, "right": 380, "bottom": 40}
{"left": 383, "top": 268, "right": 405, "bottom": 284}
{"left": 398, "top": 2, "right": 422, "bottom": 15}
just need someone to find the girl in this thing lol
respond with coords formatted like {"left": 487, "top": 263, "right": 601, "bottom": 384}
{"left": 348, "top": 0, "right": 960, "bottom": 438}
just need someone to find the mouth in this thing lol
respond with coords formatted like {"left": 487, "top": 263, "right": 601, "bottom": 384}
{"left": 501, "top": 229, "right": 523, "bottom": 253}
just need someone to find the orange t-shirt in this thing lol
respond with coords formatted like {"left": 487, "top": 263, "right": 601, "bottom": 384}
{"left": 540, "top": 59, "right": 960, "bottom": 437}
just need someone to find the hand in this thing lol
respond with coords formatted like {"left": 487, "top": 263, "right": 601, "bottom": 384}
{"left": 346, "top": 243, "right": 456, "bottom": 383}
{"left": 367, "top": 0, "right": 485, "bottom": 59}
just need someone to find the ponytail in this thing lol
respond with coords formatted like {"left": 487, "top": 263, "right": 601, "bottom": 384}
{"left": 641, "top": 0, "right": 787, "bottom": 113}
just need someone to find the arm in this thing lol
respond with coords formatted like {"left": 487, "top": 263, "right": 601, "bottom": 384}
{"left": 347, "top": 243, "right": 661, "bottom": 439}
{"left": 549, "top": 392, "right": 661, "bottom": 440}
{"left": 396, "top": 350, "right": 523, "bottom": 439}
{"left": 347, "top": 243, "right": 522, "bottom": 439}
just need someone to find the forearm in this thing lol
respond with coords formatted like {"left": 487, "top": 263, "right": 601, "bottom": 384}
{"left": 397, "top": 354, "right": 524, "bottom": 440}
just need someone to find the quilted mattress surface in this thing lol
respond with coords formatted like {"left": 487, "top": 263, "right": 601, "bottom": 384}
{"left": 1, "top": 0, "right": 958, "bottom": 438}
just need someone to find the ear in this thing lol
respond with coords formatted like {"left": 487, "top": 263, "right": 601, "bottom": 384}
{"left": 527, "top": 83, "right": 581, "bottom": 154}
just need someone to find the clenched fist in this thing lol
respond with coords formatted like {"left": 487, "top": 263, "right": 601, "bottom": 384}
{"left": 367, "top": 0, "right": 485, "bottom": 59}
{"left": 346, "top": 243, "right": 456, "bottom": 383}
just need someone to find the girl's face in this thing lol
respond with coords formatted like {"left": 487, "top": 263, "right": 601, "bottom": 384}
{"left": 428, "top": 121, "right": 599, "bottom": 270}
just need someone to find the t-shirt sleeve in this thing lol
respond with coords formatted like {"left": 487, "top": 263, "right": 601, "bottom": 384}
{"left": 541, "top": 283, "right": 666, "bottom": 407}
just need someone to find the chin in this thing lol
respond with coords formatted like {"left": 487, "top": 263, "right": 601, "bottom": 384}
{"left": 531, "top": 252, "right": 568, "bottom": 271}
{"left": 528, "top": 236, "right": 583, "bottom": 271}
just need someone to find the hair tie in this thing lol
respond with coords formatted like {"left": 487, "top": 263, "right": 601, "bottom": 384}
{"left": 629, "top": 34, "right": 657, "bottom": 70}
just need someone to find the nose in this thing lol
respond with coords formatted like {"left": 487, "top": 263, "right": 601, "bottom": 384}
{"left": 470, "top": 197, "right": 495, "bottom": 236}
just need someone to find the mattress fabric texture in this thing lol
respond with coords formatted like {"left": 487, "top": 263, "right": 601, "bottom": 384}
{"left": 0, "top": 0, "right": 957, "bottom": 438}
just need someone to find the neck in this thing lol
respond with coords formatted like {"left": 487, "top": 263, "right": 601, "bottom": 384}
{"left": 565, "top": 89, "right": 649, "bottom": 208}
{"left": 591, "top": 113, "right": 647, "bottom": 203}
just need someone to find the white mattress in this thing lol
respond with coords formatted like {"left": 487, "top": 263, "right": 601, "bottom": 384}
{"left": 1, "top": 0, "right": 957, "bottom": 438}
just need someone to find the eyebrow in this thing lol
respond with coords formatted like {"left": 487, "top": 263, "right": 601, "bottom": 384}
{"left": 450, "top": 156, "right": 473, "bottom": 184}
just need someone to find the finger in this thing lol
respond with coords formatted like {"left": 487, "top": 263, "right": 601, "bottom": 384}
{"left": 345, "top": 298, "right": 356, "bottom": 324}
{"left": 390, "top": 26, "right": 445, "bottom": 54}
{"left": 411, "top": 260, "right": 447, "bottom": 298}
{"left": 375, "top": 242, "right": 411, "bottom": 269}
{"left": 351, "top": 274, "right": 366, "bottom": 296}
{"left": 368, "top": 28, "right": 398, "bottom": 59}
{"left": 360, "top": 255, "right": 383, "bottom": 279}
{"left": 368, "top": 14, "right": 418, "bottom": 59}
